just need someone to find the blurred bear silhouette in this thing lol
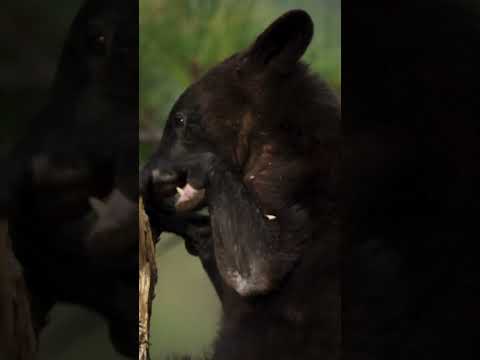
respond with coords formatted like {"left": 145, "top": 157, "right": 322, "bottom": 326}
{"left": 6, "top": 0, "right": 138, "bottom": 357}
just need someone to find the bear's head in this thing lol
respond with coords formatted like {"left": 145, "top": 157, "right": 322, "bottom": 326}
{"left": 145, "top": 10, "right": 340, "bottom": 296}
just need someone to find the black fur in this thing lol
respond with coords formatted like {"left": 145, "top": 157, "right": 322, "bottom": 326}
{"left": 7, "top": 0, "right": 138, "bottom": 357}
{"left": 343, "top": 1, "right": 480, "bottom": 359}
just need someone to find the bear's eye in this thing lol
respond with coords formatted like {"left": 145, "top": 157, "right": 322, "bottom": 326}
{"left": 87, "top": 32, "right": 108, "bottom": 56}
{"left": 173, "top": 113, "right": 186, "bottom": 128}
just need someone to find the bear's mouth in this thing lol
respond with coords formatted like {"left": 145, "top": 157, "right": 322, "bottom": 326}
{"left": 174, "top": 183, "right": 206, "bottom": 213}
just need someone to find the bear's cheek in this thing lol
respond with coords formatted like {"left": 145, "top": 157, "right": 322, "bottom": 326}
{"left": 243, "top": 145, "right": 286, "bottom": 211}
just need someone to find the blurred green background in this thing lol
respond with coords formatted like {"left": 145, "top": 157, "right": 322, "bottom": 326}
{"left": 1, "top": 0, "right": 339, "bottom": 359}
{"left": 141, "top": 1, "right": 340, "bottom": 359}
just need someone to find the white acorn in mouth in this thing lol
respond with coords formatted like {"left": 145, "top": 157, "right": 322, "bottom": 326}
{"left": 175, "top": 183, "right": 206, "bottom": 213}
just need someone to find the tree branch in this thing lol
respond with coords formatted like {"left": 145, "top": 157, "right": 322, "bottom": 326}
{"left": 139, "top": 198, "right": 158, "bottom": 360}
{"left": 0, "top": 220, "right": 37, "bottom": 360}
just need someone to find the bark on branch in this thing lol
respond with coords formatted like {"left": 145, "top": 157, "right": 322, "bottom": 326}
{"left": 139, "top": 198, "right": 158, "bottom": 360}
{"left": 0, "top": 220, "right": 36, "bottom": 360}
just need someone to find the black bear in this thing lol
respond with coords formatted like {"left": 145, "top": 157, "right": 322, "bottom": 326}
{"left": 142, "top": 10, "right": 340, "bottom": 360}
{"left": 7, "top": 0, "right": 138, "bottom": 357}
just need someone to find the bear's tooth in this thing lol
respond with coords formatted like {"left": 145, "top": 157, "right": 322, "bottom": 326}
{"left": 265, "top": 214, "right": 276, "bottom": 220}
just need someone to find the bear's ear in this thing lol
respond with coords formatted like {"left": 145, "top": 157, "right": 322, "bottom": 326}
{"left": 244, "top": 10, "right": 314, "bottom": 72}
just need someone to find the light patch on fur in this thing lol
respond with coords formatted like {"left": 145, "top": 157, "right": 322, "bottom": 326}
{"left": 265, "top": 214, "right": 276, "bottom": 220}
{"left": 151, "top": 169, "right": 161, "bottom": 182}
{"left": 235, "top": 112, "right": 255, "bottom": 166}
{"left": 226, "top": 262, "right": 271, "bottom": 297}
{"left": 228, "top": 270, "right": 251, "bottom": 297}
{"left": 175, "top": 183, "right": 206, "bottom": 212}
{"left": 88, "top": 189, "right": 136, "bottom": 239}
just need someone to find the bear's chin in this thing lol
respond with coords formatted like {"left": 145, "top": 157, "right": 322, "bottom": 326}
{"left": 174, "top": 183, "right": 206, "bottom": 213}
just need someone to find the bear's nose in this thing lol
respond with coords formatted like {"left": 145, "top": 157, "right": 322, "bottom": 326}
{"left": 148, "top": 168, "right": 182, "bottom": 202}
